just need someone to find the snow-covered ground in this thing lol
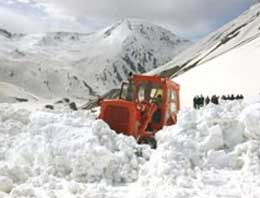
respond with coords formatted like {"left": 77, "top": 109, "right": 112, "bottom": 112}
{"left": 174, "top": 33, "right": 260, "bottom": 106}
{"left": 0, "top": 81, "right": 40, "bottom": 104}
{"left": 0, "top": 95, "right": 260, "bottom": 197}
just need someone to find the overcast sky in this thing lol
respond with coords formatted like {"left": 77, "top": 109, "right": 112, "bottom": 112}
{"left": 0, "top": 0, "right": 254, "bottom": 40}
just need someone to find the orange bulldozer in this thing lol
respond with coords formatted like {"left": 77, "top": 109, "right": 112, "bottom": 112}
{"left": 99, "top": 74, "right": 180, "bottom": 148}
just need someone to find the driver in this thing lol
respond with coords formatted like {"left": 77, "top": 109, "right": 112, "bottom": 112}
{"left": 152, "top": 94, "right": 162, "bottom": 123}
{"left": 126, "top": 72, "right": 134, "bottom": 101}
{"left": 153, "top": 94, "right": 162, "bottom": 106}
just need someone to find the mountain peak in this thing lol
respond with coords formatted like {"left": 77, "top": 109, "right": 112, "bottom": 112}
{"left": 118, "top": 18, "right": 154, "bottom": 26}
{"left": 103, "top": 18, "right": 181, "bottom": 42}
{"left": 116, "top": 18, "right": 172, "bottom": 33}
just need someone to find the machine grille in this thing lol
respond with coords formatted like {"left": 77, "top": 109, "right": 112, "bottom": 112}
{"left": 104, "top": 105, "right": 129, "bottom": 134}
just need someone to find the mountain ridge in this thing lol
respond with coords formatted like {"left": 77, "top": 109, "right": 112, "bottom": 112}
{"left": 149, "top": 3, "right": 260, "bottom": 78}
{"left": 0, "top": 18, "right": 191, "bottom": 102}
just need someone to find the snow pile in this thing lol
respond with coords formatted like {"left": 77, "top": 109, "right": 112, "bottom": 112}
{"left": 0, "top": 105, "right": 150, "bottom": 197}
{"left": 137, "top": 98, "right": 260, "bottom": 197}
{"left": 239, "top": 102, "right": 260, "bottom": 139}
{"left": 1, "top": 97, "right": 260, "bottom": 197}
{"left": 0, "top": 176, "right": 13, "bottom": 193}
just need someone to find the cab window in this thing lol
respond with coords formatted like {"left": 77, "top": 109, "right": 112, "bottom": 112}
{"left": 168, "top": 90, "right": 177, "bottom": 113}
{"left": 150, "top": 88, "right": 163, "bottom": 99}
{"left": 138, "top": 85, "right": 145, "bottom": 101}
{"left": 136, "top": 81, "right": 162, "bottom": 103}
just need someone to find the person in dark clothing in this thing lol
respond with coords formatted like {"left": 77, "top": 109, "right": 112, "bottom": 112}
{"left": 152, "top": 94, "right": 162, "bottom": 123}
{"left": 196, "top": 96, "right": 200, "bottom": 109}
{"left": 197, "top": 96, "right": 200, "bottom": 109}
{"left": 126, "top": 72, "right": 134, "bottom": 101}
{"left": 211, "top": 95, "right": 214, "bottom": 104}
{"left": 153, "top": 94, "right": 162, "bottom": 106}
{"left": 193, "top": 96, "right": 198, "bottom": 109}
{"left": 211, "top": 95, "right": 219, "bottom": 105}
{"left": 221, "top": 95, "right": 226, "bottom": 100}
{"left": 230, "top": 94, "right": 235, "bottom": 100}
{"left": 237, "top": 94, "right": 244, "bottom": 100}
{"left": 197, "top": 96, "right": 199, "bottom": 109}
{"left": 205, "top": 96, "right": 210, "bottom": 105}
{"left": 200, "top": 95, "right": 205, "bottom": 108}
{"left": 227, "top": 95, "right": 231, "bottom": 100}
{"left": 216, "top": 96, "right": 219, "bottom": 104}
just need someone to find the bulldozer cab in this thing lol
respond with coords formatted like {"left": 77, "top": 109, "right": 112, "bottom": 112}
{"left": 99, "top": 74, "right": 180, "bottom": 147}
{"left": 119, "top": 74, "right": 179, "bottom": 126}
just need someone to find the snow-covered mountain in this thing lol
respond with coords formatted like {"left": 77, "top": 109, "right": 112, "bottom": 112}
{"left": 148, "top": 3, "right": 260, "bottom": 106}
{"left": 0, "top": 19, "right": 190, "bottom": 101}
{"left": 150, "top": 2, "right": 260, "bottom": 78}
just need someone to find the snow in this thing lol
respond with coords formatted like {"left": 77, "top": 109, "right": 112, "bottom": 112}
{"left": 0, "top": 19, "right": 190, "bottom": 102}
{"left": 148, "top": 3, "right": 260, "bottom": 103}
{"left": 136, "top": 98, "right": 260, "bottom": 197}
{"left": 173, "top": 33, "right": 260, "bottom": 106}
{"left": 0, "top": 81, "right": 39, "bottom": 103}
{"left": 0, "top": 107, "right": 150, "bottom": 191}
{"left": 0, "top": 176, "right": 13, "bottom": 193}
{"left": 141, "top": 3, "right": 260, "bottom": 109}
{"left": 1, "top": 4, "right": 260, "bottom": 197}
{"left": 0, "top": 96, "right": 260, "bottom": 197}
{"left": 239, "top": 102, "right": 260, "bottom": 139}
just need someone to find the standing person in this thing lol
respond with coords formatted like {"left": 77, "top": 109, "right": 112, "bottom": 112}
{"left": 196, "top": 96, "right": 200, "bottom": 109}
{"left": 216, "top": 96, "right": 219, "bottom": 105}
{"left": 211, "top": 95, "right": 219, "bottom": 105}
{"left": 126, "top": 72, "right": 134, "bottom": 101}
{"left": 227, "top": 95, "right": 231, "bottom": 100}
{"left": 195, "top": 95, "right": 200, "bottom": 109}
{"left": 200, "top": 95, "right": 205, "bottom": 108}
{"left": 197, "top": 95, "right": 201, "bottom": 109}
{"left": 193, "top": 96, "right": 197, "bottom": 109}
{"left": 205, "top": 96, "right": 210, "bottom": 105}
{"left": 211, "top": 95, "right": 215, "bottom": 104}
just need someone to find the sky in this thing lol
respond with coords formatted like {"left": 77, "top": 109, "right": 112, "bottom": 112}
{"left": 0, "top": 0, "right": 254, "bottom": 40}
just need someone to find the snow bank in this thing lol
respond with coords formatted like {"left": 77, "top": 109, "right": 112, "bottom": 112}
{"left": 137, "top": 98, "right": 260, "bottom": 197}
{"left": 0, "top": 176, "right": 13, "bottom": 193}
{"left": 0, "top": 96, "right": 260, "bottom": 197}
{"left": 0, "top": 104, "right": 150, "bottom": 197}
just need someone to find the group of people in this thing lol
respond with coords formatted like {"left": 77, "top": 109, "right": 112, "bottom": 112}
{"left": 193, "top": 94, "right": 244, "bottom": 109}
